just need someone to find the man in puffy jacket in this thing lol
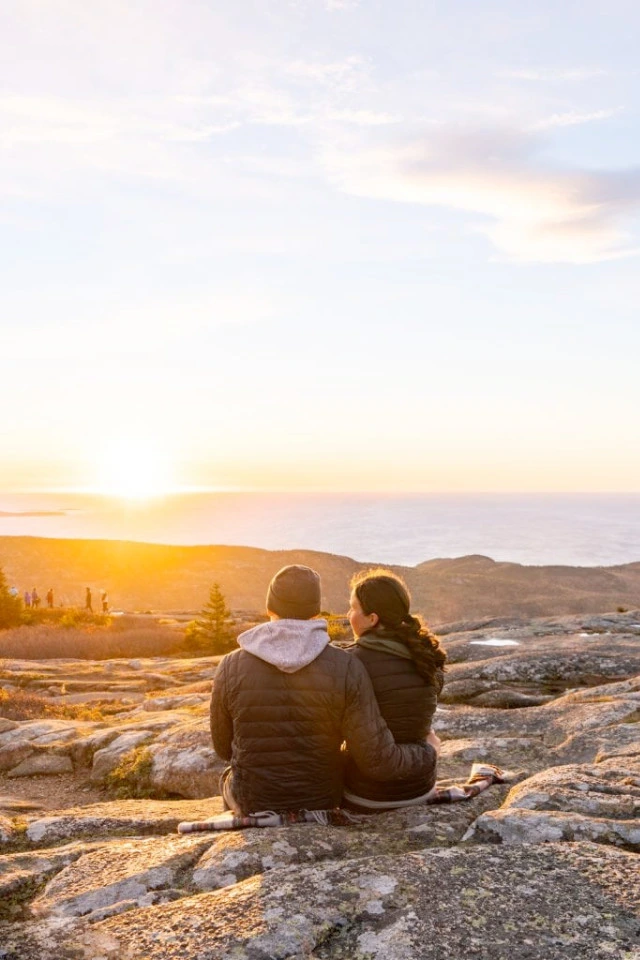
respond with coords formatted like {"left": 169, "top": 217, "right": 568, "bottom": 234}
{"left": 210, "top": 564, "right": 437, "bottom": 814}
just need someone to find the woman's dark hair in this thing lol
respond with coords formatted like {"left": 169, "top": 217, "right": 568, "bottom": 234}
{"left": 351, "top": 568, "right": 446, "bottom": 683}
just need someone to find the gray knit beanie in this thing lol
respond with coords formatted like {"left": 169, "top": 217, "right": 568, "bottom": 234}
{"left": 266, "top": 565, "right": 322, "bottom": 620}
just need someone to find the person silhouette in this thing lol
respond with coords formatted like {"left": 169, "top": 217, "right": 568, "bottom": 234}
{"left": 85, "top": 587, "right": 93, "bottom": 612}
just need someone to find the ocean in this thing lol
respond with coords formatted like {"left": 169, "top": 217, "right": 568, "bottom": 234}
{"left": 1, "top": 492, "right": 639, "bottom": 568}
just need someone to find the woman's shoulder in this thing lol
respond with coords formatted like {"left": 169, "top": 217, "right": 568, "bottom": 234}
{"left": 350, "top": 640, "right": 383, "bottom": 658}
{"left": 353, "top": 640, "right": 414, "bottom": 670}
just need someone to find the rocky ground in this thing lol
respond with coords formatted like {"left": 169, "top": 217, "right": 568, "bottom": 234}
{"left": 0, "top": 610, "right": 639, "bottom": 959}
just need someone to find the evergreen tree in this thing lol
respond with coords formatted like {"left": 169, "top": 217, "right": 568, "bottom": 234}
{"left": 0, "top": 566, "right": 22, "bottom": 629}
{"left": 185, "top": 582, "right": 235, "bottom": 655}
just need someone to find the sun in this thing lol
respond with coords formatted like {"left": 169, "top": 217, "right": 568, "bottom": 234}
{"left": 93, "top": 440, "right": 175, "bottom": 501}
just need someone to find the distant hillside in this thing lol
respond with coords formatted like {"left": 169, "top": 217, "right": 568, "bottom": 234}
{"left": 1, "top": 537, "right": 640, "bottom": 621}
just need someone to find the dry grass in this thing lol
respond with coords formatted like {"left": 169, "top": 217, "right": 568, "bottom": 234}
{"left": 0, "top": 616, "right": 184, "bottom": 660}
{"left": 19, "top": 607, "right": 109, "bottom": 629}
{"left": 327, "top": 616, "right": 352, "bottom": 645}
{"left": 0, "top": 688, "right": 124, "bottom": 722}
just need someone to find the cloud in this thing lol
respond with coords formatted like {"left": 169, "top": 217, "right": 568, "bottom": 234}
{"left": 0, "top": 94, "right": 239, "bottom": 148}
{"left": 532, "top": 108, "right": 622, "bottom": 130}
{"left": 286, "top": 55, "right": 370, "bottom": 92}
{"left": 0, "top": 90, "right": 259, "bottom": 201}
{"left": 323, "top": 126, "right": 640, "bottom": 263}
{"left": 325, "top": 108, "right": 398, "bottom": 126}
{"left": 324, "top": 0, "right": 360, "bottom": 10}
{"left": 499, "top": 67, "right": 607, "bottom": 82}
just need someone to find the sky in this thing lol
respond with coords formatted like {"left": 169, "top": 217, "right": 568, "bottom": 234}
{"left": 1, "top": 0, "right": 639, "bottom": 494}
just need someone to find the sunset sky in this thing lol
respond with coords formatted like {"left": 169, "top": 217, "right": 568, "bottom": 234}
{"left": 1, "top": 0, "right": 639, "bottom": 494}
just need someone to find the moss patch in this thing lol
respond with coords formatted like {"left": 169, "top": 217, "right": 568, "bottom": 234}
{"left": 103, "top": 746, "right": 158, "bottom": 799}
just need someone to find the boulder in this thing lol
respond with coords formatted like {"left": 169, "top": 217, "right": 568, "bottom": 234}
{"left": 33, "top": 835, "right": 213, "bottom": 919}
{"left": 0, "top": 743, "right": 36, "bottom": 774}
{"left": 25, "top": 799, "right": 223, "bottom": 846}
{"left": 89, "top": 731, "right": 155, "bottom": 783}
{"left": 142, "top": 694, "right": 207, "bottom": 712}
{"left": 472, "top": 690, "right": 553, "bottom": 708}
{"left": 148, "top": 718, "right": 225, "bottom": 799}
{"left": 0, "top": 844, "right": 98, "bottom": 918}
{"left": 74, "top": 842, "right": 640, "bottom": 960}
{"left": 0, "top": 816, "right": 14, "bottom": 846}
{"left": 7, "top": 753, "right": 74, "bottom": 778}
{"left": 466, "top": 754, "right": 640, "bottom": 848}
{"left": 466, "top": 806, "right": 640, "bottom": 848}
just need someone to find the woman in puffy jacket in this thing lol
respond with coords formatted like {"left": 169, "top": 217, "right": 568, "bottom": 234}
{"left": 343, "top": 569, "right": 446, "bottom": 809}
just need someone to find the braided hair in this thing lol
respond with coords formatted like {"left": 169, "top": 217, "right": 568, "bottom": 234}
{"left": 351, "top": 568, "right": 446, "bottom": 683}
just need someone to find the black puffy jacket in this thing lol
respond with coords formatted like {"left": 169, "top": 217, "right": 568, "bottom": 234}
{"left": 210, "top": 640, "right": 436, "bottom": 814}
{"left": 344, "top": 641, "right": 444, "bottom": 801}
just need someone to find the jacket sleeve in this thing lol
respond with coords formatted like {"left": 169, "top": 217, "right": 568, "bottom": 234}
{"left": 210, "top": 656, "right": 233, "bottom": 761}
{"left": 342, "top": 656, "right": 437, "bottom": 782}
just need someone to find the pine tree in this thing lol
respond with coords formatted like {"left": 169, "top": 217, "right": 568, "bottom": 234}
{"left": 0, "top": 566, "right": 22, "bottom": 629}
{"left": 185, "top": 583, "right": 235, "bottom": 655}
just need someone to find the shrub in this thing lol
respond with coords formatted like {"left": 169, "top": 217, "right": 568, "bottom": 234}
{"left": 327, "top": 616, "right": 352, "bottom": 645}
{"left": 0, "top": 688, "right": 52, "bottom": 721}
{"left": 0, "top": 567, "right": 22, "bottom": 630}
{"left": 104, "top": 745, "right": 156, "bottom": 799}
{"left": 19, "top": 607, "right": 109, "bottom": 629}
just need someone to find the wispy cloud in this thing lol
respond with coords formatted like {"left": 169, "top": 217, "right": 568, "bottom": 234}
{"left": 531, "top": 107, "right": 623, "bottom": 130}
{"left": 0, "top": 54, "right": 387, "bottom": 196}
{"left": 324, "top": 0, "right": 360, "bottom": 11}
{"left": 325, "top": 108, "right": 398, "bottom": 126}
{"left": 323, "top": 126, "right": 640, "bottom": 263}
{"left": 499, "top": 67, "right": 607, "bottom": 82}
{"left": 0, "top": 94, "right": 239, "bottom": 148}
{"left": 286, "top": 55, "right": 371, "bottom": 92}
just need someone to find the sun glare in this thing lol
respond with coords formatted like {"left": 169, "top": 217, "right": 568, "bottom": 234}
{"left": 93, "top": 441, "right": 175, "bottom": 501}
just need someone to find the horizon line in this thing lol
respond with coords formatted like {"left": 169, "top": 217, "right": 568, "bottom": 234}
{"left": 2, "top": 487, "right": 640, "bottom": 498}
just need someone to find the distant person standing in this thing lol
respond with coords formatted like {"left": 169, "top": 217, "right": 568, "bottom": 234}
{"left": 31, "top": 587, "right": 40, "bottom": 609}
{"left": 46, "top": 588, "right": 54, "bottom": 609}
{"left": 85, "top": 587, "right": 93, "bottom": 612}
{"left": 24, "top": 590, "right": 31, "bottom": 608}
{"left": 101, "top": 591, "right": 109, "bottom": 614}
{"left": 9, "top": 585, "right": 18, "bottom": 598}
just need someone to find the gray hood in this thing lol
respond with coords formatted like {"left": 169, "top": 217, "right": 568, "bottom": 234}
{"left": 237, "top": 619, "right": 329, "bottom": 673}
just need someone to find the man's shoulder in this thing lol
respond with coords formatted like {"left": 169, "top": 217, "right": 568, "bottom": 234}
{"left": 219, "top": 647, "right": 249, "bottom": 669}
{"left": 319, "top": 641, "right": 346, "bottom": 655}
{"left": 318, "top": 643, "right": 351, "bottom": 664}
{"left": 319, "top": 643, "right": 366, "bottom": 679}
{"left": 215, "top": 647, "right": 245, "bottom": 677}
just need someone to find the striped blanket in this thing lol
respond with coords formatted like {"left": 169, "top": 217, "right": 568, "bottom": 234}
{"left": 177, "top": 763, "right": 513, "bottom": 834}
{"left": 428, "top": 762, "right": 514, "bottom": 804}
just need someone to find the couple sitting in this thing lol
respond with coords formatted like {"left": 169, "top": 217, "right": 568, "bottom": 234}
{"left": 209, "top": 563, "right": 446, "bottom": 815}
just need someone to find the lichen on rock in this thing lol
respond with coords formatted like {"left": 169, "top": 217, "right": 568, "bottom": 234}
{"left": 1, "top": 610, "right": 640, "bottom": 959}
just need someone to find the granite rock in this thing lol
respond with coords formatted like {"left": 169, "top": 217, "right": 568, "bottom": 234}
{"left": 1, "top": 612, "right": 640, "bottom": 959}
